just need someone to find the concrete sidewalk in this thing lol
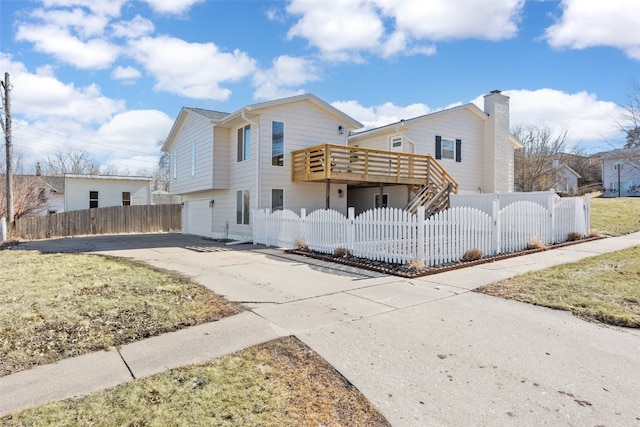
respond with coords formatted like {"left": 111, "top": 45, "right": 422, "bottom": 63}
{"left": 2, "top": 232, "right": 640, "bottom": 425}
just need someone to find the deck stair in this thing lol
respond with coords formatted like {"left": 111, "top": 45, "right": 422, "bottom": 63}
{"left": 404, "top": 182, "right": 454, "bottom": 216}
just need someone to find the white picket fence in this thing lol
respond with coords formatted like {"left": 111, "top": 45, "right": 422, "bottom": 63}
{"left": 253, "top": 194, "right": 591, "bottom": 267}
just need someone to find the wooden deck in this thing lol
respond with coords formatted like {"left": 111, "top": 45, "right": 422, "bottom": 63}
{"left": 291, "top": 144, "right": 458, "bottom": 192}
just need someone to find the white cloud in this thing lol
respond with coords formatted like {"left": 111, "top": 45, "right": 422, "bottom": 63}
{"left": 111, "top": 65, "right": 142, "bottom": 82}
{"left": 376, "top": 0, "right": 524, "bottom": 41}
{"left": 253, "top": 55, "right": 319, "bottom": 100}
{"left": 0, "top": 54, "right": 165, "bottom": 173}
{"left": 111, "top": 15, "right": 155, "bottom": 39}
{"left": 544, "top": 0, "right": 640, "bottom": 60}
{"left": 16, "top": 8, "right": 120, "bottom": 69}
{"left": 286, "top": 0, "right": 524, "bottom": 59}
{"left": 143, "top": 0, "right": 204, "bottom": 15}
{"left": 472, "top": 89, "right": 624, "bottom": 147}
{"left": 129, "top": 36, "right": 256, "bottom": 100}
{"left": 287, "top": 0, "right": 385, "bottom": 61}
{"left": 40, "top": 0, "right": 126, "bottom": 17}
{"left": 0, "top": 53, "right": 124, "bottom": 123}
{"left": 332, "top": 99, "right": 432, "bottom": 129}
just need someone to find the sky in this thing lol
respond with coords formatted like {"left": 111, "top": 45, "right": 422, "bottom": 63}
{"left": 1, "top": 0, "right": 639, "bottom": 176}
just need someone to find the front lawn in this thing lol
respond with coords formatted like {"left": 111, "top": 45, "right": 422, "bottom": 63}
{"left": 0, "top": 251, "right": 240, "bottom": 377}
{"left": 590, "top": 196, "right": 640, "bottom": 236}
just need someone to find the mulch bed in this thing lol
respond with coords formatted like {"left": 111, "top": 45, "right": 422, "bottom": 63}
{"left": 285, "top": 236, "right": 605, "bottom": 278}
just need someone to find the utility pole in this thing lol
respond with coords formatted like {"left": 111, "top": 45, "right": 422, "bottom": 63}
{"left": 1, "top": 72, "right": 13, "bottom": 224}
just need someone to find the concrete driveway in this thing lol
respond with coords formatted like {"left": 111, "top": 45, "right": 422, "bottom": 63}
{"left": 14, "top": 232, "right": 640, "bottom": 426}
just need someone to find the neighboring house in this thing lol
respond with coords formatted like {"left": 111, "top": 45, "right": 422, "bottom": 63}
{"left": 163, "top": 91, "right": 522, "bottom": 239}
{"left": 36, "top": 175, "right": 65, "bottom": 214}
{"left": 63, "top": 174, "right": 152, "bottom": 211}
{"left": 595, "top": 147, "right": 640, "bottom": 197}
{"left": 551, "top": 160, "right": 581, "bottom": 195}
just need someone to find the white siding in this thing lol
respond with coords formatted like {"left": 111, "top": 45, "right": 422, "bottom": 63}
{"left": 350, "top": 109, "right": 486, "bottom": 193}
{"left": 347, "top": 185, "right": 408, "bottom": 215}
{"left": 168, "top": 111, "right": 216, "bottom": 195}
{"left": 64, "top": 176, "right": 151, "bottom": 212}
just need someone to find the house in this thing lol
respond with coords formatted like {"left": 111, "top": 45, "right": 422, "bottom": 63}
{"left": 63, "top": 174, "right": 152, "bottom": 211}
{"left": 595, "top": 147, "right": 640, "bottom": 197}
{"left": 551, "top": 160, "right": 581, "bottom": 195}
{"left": 346, "top": 90, "right": 522, "bottom": 213}
{"left": 163, "top": 91, "right": 522, "bottom": 239}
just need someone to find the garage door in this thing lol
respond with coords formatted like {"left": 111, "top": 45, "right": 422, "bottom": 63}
{"left": 185, "top": 199, "right": 212, "bottom": 237}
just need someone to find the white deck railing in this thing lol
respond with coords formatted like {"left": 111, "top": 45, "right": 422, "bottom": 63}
{"left": 253, "top": 194, "right": 591, "bottom": 267}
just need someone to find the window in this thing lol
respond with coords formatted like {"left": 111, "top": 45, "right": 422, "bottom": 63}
{"left": 122, "top": 192, "right": 131, "bottom": 206}
{"left": 237, "top": 125, "right": 251, "bottom": 162}
{"left": 435, "top": 136, "right": 462, "bottom": 162}
{"left": 172, "top": 149, "right": 177, "bottom": 179}
{"left": 374, "top": 193, "right": 388, "bottom": 208}
{"left": 441, "top": 139, "right": 455, "bottom": 159}
{"left": 89, "top": 191, "right": 99, "bottom": 208}
{"left": 272, "top": 189, "right": 283, "bottom": 211}
{"left": 191, "top": 141, "right": 196, "bottom": 176}
{"left": 272, "top": 121, "right": 284, "bottom": 166}
{"left": 236, "top": 190, "right": 250, "bottom": 224}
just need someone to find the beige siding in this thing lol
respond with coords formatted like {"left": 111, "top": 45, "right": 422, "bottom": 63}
{"left": 169, "top": 112, "right": 214, "bottom": 195}
{"left": 64, "top": 177, "right": 151, "bottom": 212}
{"left": 351, "top": 109, "right": 487, "bottom": 193}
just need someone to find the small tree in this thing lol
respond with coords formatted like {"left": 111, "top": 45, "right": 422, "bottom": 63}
{"left": 513, "top": 125, "right": 568, "bottom": 192}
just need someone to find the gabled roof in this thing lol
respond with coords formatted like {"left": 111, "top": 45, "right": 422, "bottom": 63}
{"left": 348, "top": 103, "right": 488, "bottom": 142}
{"left": 217, "top": 93, "right": 363, "bottom": 129}
{"left": 39, "top": 176, "right": 64, "bottom": 193}
{"left": 162, "top": 107, "right": 229, "bottom": 152}
{"left": 558, "top": 163, "right": 581, "bottom": 179}
{"left": 594, "top": 146, "right": 640, "bottom": 161}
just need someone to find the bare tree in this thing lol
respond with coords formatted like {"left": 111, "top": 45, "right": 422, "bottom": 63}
{"left": 618, "top": 79, "right": 640, "bottom": 148}
{"left": 151, "top": 152, "right": 169, "bottom": 191}
{"left": 513, "top": 125, "right": 568, "bottom": 192}
{"left": 0, "top": 153, "right": 47, "bottom": 219}
{"left": 42, "top": 147, "right": 101, "bottom": 176}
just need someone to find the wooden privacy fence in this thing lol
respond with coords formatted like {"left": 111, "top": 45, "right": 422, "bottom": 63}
{"left": 253, "top": 195, "right": 590, "bottom": 267}
{"left": 14, "top": 204, "right": 182, "bottom": 240}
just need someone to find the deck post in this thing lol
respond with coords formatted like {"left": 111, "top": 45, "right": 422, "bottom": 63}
{"left": 326, "top": 179, "right": 331, "bottom": 209}
{"left": 378, "top": 183, "right": 384, "bottom": 207}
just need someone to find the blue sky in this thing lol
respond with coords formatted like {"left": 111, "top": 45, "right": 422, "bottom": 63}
{"left": 1, "top": 0, "right": 639, "bottom": 175}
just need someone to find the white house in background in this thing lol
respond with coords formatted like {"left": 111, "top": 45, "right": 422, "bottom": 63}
{"left": 596, "top": 147, "right": 640, "bottom": 197}
{"left": 63, "top": 174, "right": 152, "bottom": 212}
{"left": 163, "top": 91, "right": 522, "bottom": 239}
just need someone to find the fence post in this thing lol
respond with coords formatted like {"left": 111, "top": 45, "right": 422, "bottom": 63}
{"left": 492, "top": 199, "right": 500, "bottom": 255}
{"left": 0, "top": 217, "right": 6, "bottom": 243}
{"left": 548, "top": 193, "right": 556, "bottom": 244}
{"left": 347, "top": 207, "right": 355, "bottom": 254}
{"left": 417, "top": 206, "right": 425, "bottom": 263}
{"left": 299, "top": 208, "right": 307, "bottom": 246}
{"left": 584, "top": 193, "right": 591, "bottom": 233}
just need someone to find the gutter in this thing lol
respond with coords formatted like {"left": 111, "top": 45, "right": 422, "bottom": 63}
{"left": 241, "top": 110, "right": 261, "bottom": 210}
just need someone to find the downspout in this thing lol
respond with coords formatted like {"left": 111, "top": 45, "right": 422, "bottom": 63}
{"left": 242, "top": 110, "right": 261, "bottom": 210}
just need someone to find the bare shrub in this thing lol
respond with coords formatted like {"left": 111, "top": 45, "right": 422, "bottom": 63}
{"left": 333, "top": 247, "right": 349, "bottom": 257}
{"left": 295, "top": 239, "right": 308, "bottom": 250}
{"left": 408, "top": 257, "right": 424, "bottom": 270}
{"left": 461, "top": 248, "right": 483, "bottom": 262}
{"left": 567, "top": 232, "right": 583, "bottom": 241}
{"left": 526, "top": 236, "right": 547, "bottom": 250}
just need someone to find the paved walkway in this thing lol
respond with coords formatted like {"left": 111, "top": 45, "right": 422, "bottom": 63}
{"left": 2, "top": 232, "right": 640, "bottom": 426}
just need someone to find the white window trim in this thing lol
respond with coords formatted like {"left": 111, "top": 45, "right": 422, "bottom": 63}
{"left": 373, "top": 193, "right": 389, "bottom": 208}
{"left": 389, "top": 135, "right": 403, "bottom": 149}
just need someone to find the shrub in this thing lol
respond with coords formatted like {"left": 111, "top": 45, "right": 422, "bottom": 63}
{"left": 461, "top": 248, "right": 483, "bottom": 262}
{"left": 333, "top": 247, "right": 350, "bottom": 257}
{"left": 408, "top": 257, "right": 425, "bottom": 270}
{"left": 525, "top": 236, "right": 547, "bottom": 250}
{"left": 567, "top": 232, "right": 583, "bottom": 241}
{"left": 295, "top": 239, "right": 308, "bottom": 250}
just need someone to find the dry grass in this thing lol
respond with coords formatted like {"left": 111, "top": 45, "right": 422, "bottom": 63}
{"left": 0, "top": 250, "right": 240, "bottom": 377}
{"left": 476, "top": 246, "right": 640, "bottom": 328}
{"left": 1, "top": 337, "right": 390, "bottom": 427}
{"left": 590, "top": 197, "right": 640, "bottom": 236}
